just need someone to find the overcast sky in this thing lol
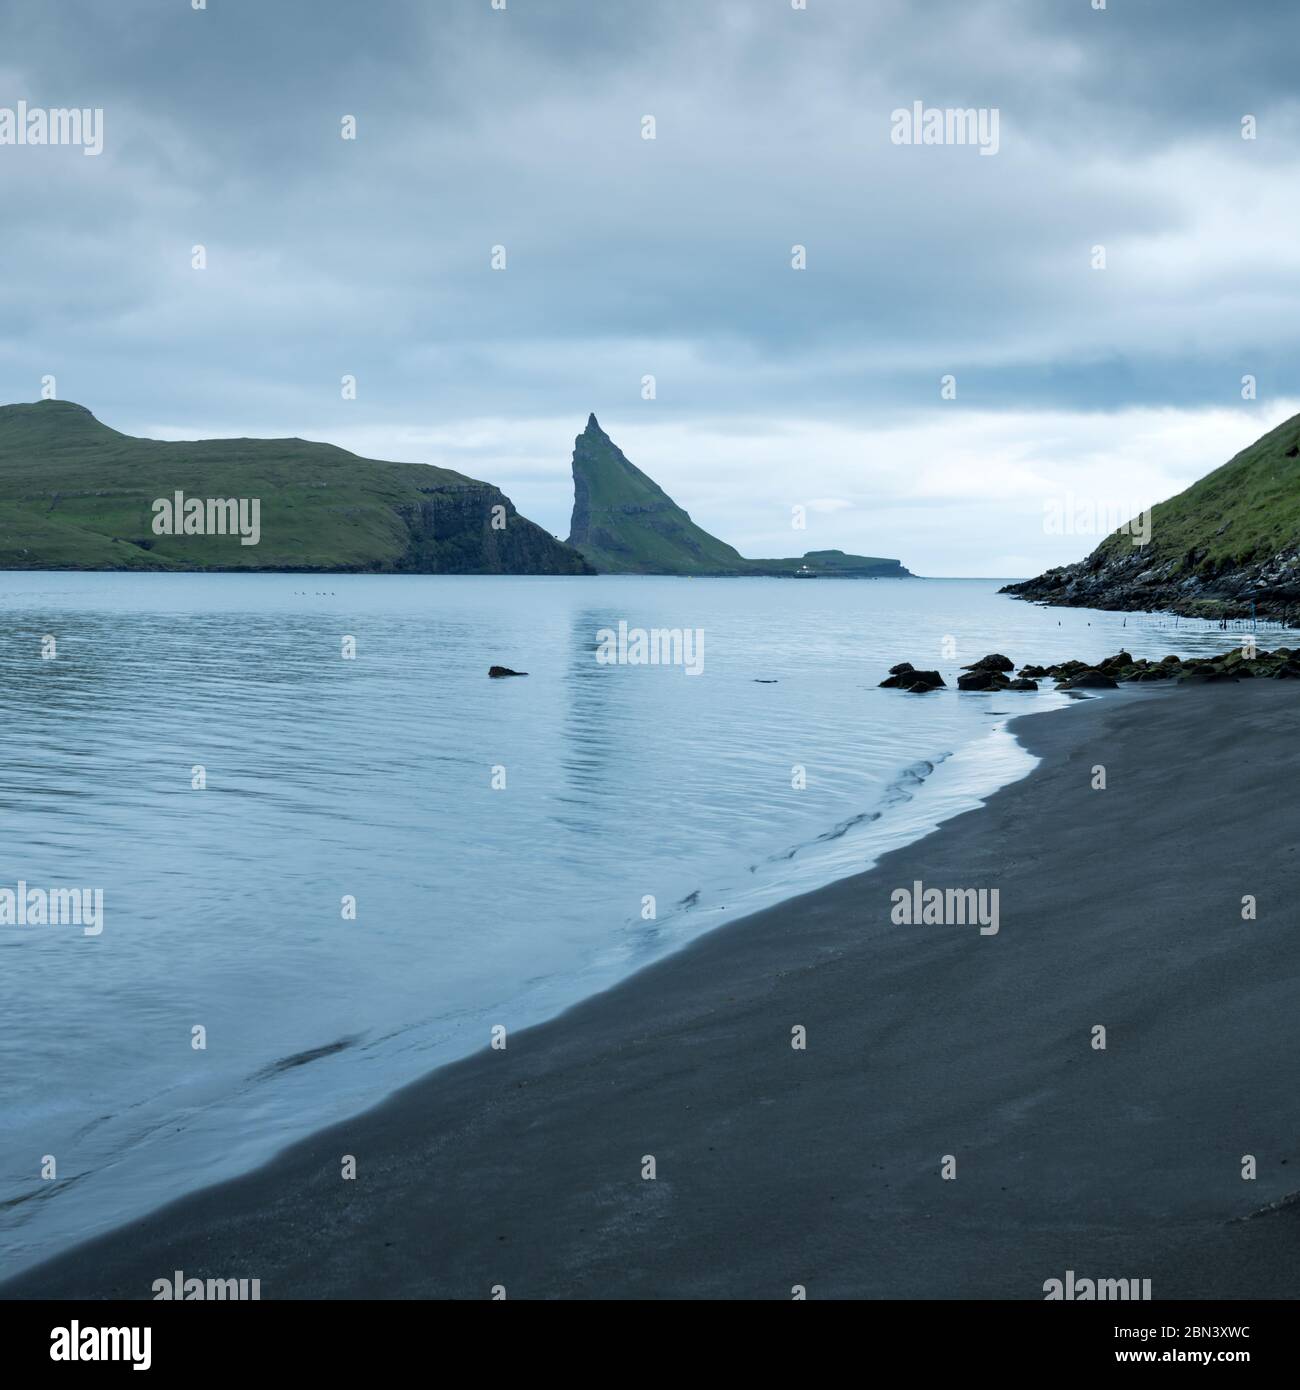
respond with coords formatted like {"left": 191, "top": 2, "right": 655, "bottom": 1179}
{"left": 3, "top": 0, "right": 1298, "bottom": 575}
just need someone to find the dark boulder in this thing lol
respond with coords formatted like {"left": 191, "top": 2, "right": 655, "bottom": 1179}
{"left": 1059, "top": 669, "right": 1118, "bottom": 690}
{"left": 489, "top": 665, "right": 528, "bottom": 678}
{"left": 881, "top": 665, "right": 944, "bottom": 690}
{"left": 961, "top": 653, "right": 1014, "bottom": 673}
{"left": 1045, "top": 659, "right": 1089, "bottom": 680}
{"left": 1007, "top": 677, "right": 1038, "bottom": 691}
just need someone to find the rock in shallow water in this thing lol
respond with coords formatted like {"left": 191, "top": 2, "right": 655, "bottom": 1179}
{"left": 489, "top": 666, "right": 528, "bottom": 678}
{"left": 961, "top": 653, "right": 1015, "bottom": 673}
{"left": 889, "top": 645, "right": 1300, "bottom": 696}
{"left": 879, "top": 665, "right": 944, "bottom": 690}
{"left": 958, "top": 669, "right": 1011, "bottom": 691}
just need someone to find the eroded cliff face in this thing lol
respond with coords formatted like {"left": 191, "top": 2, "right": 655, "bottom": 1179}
{"left": 396, "top": 486, "right": 593, "bottom": 574}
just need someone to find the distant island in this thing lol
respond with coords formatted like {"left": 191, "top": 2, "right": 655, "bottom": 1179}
{"left": 568, "top": 414, "right": 911, "bottom": 578}
{"left": 0, "top": 401, "right": 911, "bottom": 578}
{"left": 1005, "top": 412, "right": 1300, "bottom": 626}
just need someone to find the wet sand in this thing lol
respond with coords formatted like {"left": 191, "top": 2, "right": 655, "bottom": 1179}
{"left": 6, "top": 680, "right": 1300, "bottom": 1300}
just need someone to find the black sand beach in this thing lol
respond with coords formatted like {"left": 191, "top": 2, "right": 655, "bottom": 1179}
{"left": 7, "top": 681, "right": 1300, "bottom": 1301}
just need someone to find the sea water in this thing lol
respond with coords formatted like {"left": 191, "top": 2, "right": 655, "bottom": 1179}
{"left": 0, "top": 572, "right": 1260, "bottom": 1275}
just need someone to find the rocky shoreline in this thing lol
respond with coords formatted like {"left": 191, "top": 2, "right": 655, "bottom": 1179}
{"left": 882, "top": 645, "right": 1300, "bottom": 694}
{"left": 1000, "top": 551, "right": 1300, "bottom": 628}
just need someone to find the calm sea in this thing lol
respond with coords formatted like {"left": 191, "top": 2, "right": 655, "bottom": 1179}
{"left": 0, "top": 573, "right": 1257, "bottom": 1276}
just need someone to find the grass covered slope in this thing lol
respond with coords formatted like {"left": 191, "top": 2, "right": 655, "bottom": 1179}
{"left": 0, "top": 401, "right": 592, "bottom": 574}
{"left": 566, "top": 414, "right": 750, "bottom": 575}
{"left": 1005, "top": 413, "right": 1300, "bottom": 623}
{"left": 566, "top": 414, "right": 909, "bottom": 577}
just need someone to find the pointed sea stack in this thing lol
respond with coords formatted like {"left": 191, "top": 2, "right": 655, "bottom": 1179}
{"left": 566, "top": 413, "right": 911, "bottom": 578}
{"left": 567, "top": 414, "right": 750, "bottom": 575}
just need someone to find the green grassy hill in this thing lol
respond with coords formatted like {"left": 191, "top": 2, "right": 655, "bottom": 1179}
{"left": 1096, "top": 413, "right": 1300, "bottom": 571}
{"left": 1004, "top": 412, "right": 1300, "bottom": 623}
{"left": 0, "top": 401, "right": 592, "bottom": 574}
{"left": 566, "top": 415, "right": 909, "bottom": 578}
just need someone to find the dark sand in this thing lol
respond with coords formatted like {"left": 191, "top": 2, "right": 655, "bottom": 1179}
{"left": 6, "top": 682, "right": 1300, "bottom": 1300}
